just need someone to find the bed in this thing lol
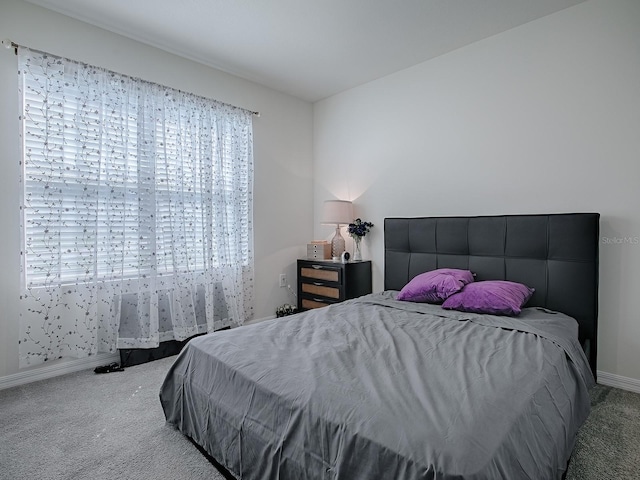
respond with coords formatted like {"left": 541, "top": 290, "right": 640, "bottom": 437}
{"left": 160, "top": 213, "right": 599, "bottom": 480}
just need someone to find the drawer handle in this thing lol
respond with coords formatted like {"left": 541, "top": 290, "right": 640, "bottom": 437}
{"left": 311, "top": 265, "right": 322, "bottom": 269}
{"left": 313, "top": 282, "right": 324, "bottom": 286}
{"left": 313, "top": 298, "right": 327, "bottom": 302}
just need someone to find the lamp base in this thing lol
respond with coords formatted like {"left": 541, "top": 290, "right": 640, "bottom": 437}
{"left": 331, "top": 226, "right": 346, "bottom": 258}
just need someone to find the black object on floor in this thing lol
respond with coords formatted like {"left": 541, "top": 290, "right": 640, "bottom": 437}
{"left": 94, "top": 362, "right": 125, "bottom": 374}
{"left": 119, "top": 340, "right": 189, "bottom": 368}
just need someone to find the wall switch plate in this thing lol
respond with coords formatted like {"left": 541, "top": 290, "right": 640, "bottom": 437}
{"left": 279, "top": 274, "right": 287, "bottom": 287}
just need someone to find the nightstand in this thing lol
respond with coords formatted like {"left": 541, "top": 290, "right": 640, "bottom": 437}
{"left": 297, "top": 259, "right": 372, "bottom": 311}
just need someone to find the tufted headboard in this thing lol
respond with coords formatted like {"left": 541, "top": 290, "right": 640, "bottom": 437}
{"left": 384, "top": 213, "right": 600, "bottom": 379}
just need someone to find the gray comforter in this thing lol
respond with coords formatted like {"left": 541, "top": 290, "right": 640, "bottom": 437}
{"left": 160, "top": 291, "right": 594, "bottom": 480}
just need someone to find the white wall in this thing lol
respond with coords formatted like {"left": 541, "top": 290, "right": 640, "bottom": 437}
{"left": 0, "top": 0, "right": 312, "bottom": 380}
{"left": 314, "top": 0, "right": 640, "bottom": 383}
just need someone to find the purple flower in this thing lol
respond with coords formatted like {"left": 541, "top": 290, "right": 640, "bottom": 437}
{"left": 348, "top": 218, "right": 374, "bottom": 239}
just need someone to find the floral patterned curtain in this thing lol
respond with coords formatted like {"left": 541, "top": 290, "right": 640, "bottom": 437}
{"left": 18, "top": 48, "right": 254, "bottom": 367}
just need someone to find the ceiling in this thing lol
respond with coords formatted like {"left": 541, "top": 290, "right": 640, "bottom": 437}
{"left": 23, "top": 0, "right": 586, "bottom": 102}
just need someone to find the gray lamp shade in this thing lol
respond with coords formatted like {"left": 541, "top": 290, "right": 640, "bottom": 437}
{"left": 322, "top": 200, "right": 353, "bottom": 226}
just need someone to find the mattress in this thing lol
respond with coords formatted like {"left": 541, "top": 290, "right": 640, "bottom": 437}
{"left": 160, "top": 291, "right": 594, "bottom": 480}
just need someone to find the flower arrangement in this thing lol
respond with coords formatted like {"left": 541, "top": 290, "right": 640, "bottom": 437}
{"left": 348, "top": 218, "right": 373, "bottom": 260}
{"left": 348, "top": 218, "right": 374, "bottom": 239}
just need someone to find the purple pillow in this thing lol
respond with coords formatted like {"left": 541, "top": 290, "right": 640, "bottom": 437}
{"left": 441, "top": 280, "right": 535, "bottom": 316}
{"left": 396, "top": 268, "right": 474, "bottom": 304}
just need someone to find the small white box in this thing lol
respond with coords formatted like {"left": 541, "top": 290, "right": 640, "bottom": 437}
{"left": 307, "top": 242, "right": 331, "bottom": 260}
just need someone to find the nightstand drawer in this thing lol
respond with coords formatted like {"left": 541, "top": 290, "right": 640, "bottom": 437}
{"left": 301, "top": 298, "right": 333, "bottom": 310}
{"left": 300, "top": 266, "right": 341, "bottom": 283}
{"left": 301, "top": 283, "right": 340, "bottom": 299}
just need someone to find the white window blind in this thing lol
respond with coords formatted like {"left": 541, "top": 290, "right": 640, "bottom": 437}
{"left": 20, "top": 50, "right": 253, "bottom": 286}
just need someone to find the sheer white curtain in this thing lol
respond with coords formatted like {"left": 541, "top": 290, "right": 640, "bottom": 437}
{"left": 18, "top": 48, "right": 254, "bottom": 367}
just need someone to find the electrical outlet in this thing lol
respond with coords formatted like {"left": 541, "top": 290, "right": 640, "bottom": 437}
{"left": 279, "top": 274, "right": 287, "bottom": 287}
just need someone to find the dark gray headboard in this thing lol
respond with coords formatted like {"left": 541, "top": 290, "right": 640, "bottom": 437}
{"left": 384, "top": 213, "right": 599, "bottom": 379}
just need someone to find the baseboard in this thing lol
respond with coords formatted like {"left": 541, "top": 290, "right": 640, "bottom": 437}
{"left": 0, "top": 353, "right": 120, "bottom": 391}
{"left": 597, "top": 370, "right": 640, "bottom": 394}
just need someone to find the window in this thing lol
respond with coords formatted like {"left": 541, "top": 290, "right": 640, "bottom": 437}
{"left": 20, "top": 49, "right": 253, "bottom": 286}
{"left": 18, "top": 47, "right": 254, "bottom": 366}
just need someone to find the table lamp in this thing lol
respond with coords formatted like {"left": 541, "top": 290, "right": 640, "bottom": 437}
{"left": 322, "top": 200, "right": 353, "bottom": 258}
